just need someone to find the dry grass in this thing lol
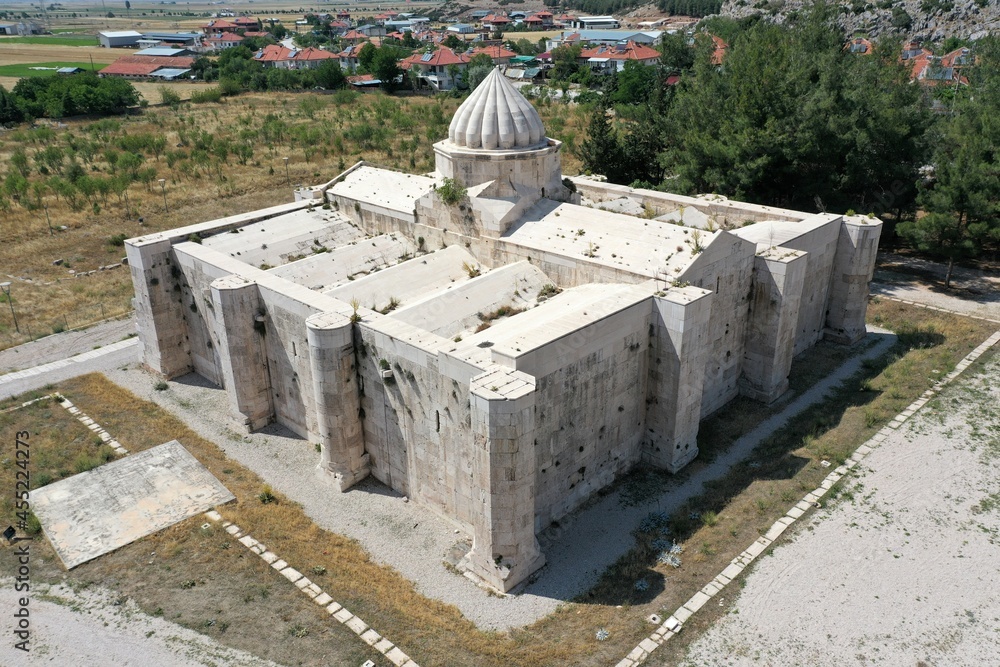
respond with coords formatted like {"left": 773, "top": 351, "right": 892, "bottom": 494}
{"left": 0, "top": 91, "right": 588, "bottom": 348}
{"left": 0, "top": 393, "right": 111, "bottom": 497}
{"left": 0, "top": 43, "right": 119, "bottom": 66}
{"left": 0, "top": 373, "right": 653, "bottom": 667}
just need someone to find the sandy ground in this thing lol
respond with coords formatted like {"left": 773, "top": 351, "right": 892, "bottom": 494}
{"left": 678, "top": 349, "right": 1000, "bottom": 666}
{"left": 873, "top": 252, "right": 1000, "bottom": 321}
{"left": 0, "top": 579, "right": 285, "bottom": 666}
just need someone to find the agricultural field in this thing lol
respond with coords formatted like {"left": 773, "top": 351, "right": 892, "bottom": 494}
{"left": 0, "top": 90, "right": 587, "bottom": 347}
{"left": 0, "top": 61, "right": 104, "bottom": 77}
{"left": 0, "top": 35, "right": 99, "bottom": 46}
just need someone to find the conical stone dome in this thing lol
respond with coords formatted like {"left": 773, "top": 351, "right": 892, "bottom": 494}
{"left": 448, "top": 68, "right": 546, "bottom": 150}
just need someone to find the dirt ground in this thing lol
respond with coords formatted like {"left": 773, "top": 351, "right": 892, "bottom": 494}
{"left": 873, "top": 252, "right": 1000, "bottom": 321}
{"left": 0, "top": 579, "right": 284, "bottom": 667}
{"left": 676, "top": 348, "right": 1000, "bottom": 666}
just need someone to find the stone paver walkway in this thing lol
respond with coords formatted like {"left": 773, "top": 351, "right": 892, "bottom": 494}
{"left": 203, "top": 511, "right": 421, "bottom": 667}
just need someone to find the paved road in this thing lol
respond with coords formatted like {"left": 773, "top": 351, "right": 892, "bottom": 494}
{"left": 0, "top": 317, "right": 136, "bottom": 374}
{"left": 0, "top": 337, "right": 140, "bottom": 401}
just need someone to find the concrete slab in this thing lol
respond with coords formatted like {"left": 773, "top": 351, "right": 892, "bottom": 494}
{"left": 329, "top": 165, "right": 437, "bottom": 214}
{"left": 202, "top": 209, "right": 362, "bottom": 269}
{"left": 505, "top": 199, "right": 699, "bottom": 278}
{"left": 31, "top": 440, "right": 234, "bottom": 569}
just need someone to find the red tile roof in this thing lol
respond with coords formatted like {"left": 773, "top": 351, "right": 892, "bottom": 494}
{"left": 205, "top": 32, "right": 244, "bottom": 42}
{"left": 471, "top": 44, "right": 516, "bottom": 60}
{"left": 709, "top": 34, "right": 728, "bottom": 65}
{"left": 482, "top": 14, "right": 510, "bottom": 24}
{"left": 342, "top": 29, "right": 367, "bottom": 41}
{"left": 101, "top": 55, "right": 196, "bottom": 76}
{"left": 255, "top": 44, "right": 290, "bottom": 62}
{"left": 401, "top": 47, "right": 470, "bottom": 67}
{"left": 293, "top": 47, "right": 338, "bottom": 61}
{"left": 203, "top": 19, "right": 237, "bottom": 30}
{"left": 234, "top": 17, "right": 259, "bottom": 26}
{"left": 580, "top": 40, "right": 660, "bottom": 62}
{"left": 242, "top": 31, "right": 269, "bottom": 37}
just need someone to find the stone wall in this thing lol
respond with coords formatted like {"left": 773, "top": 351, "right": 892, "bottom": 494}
{"left": 355, "top": 316, "right": 484, "bottom": 532}
{"left": 513, "top": 299, "right": 651, "bottom": 530}
{"left": 680, "top": 231, "right": 757, "bottom": 417}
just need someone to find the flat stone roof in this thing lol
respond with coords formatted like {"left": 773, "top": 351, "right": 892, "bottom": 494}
{"left": 504, "top": 200, "right": 709, "bottom": 279}
{"left": 324, "top": 245, "right": 478, "bottom": 313}
{"left": 266, "top": 233, "right": 415, "bottom": 291}
{"left": 730, "top": 213, "right": 841, "bottom": 249}
{"left": 449, "top": 282, "right": 653, "bottom": 371}
{"left": 201, "top": 208, "right": 361, "bottom": 269}
{"left": 328, "top": 166, "right": 437, "bottom": 214}
{"left": 389, "top": 260, "right": 550, "bottom": 338}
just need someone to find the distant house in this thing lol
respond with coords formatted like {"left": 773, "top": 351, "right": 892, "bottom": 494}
{"left": 522, "top": 15, "right": 544, "bottom": 29}
{"left": 579, "top": 40, "right": 660, "bottom": 73}
{"left": 470, "top": 44, "right": 516, "bottom": 65}
{"left": 481, "top": 14, "right": 511, "bottom": 31}
{"left": 203, "top": 32, "right": 245, "bottom": 51}
{"left": 234, "top": 16, "right": 261, "bottom": 31}
{"left": 448, "top": 23, "right": 476, "bottom": 34}
{"left": 400, "top": 47, "right": 470, "bottom": 91}
{"left": 572, "top": 16, "right": 620, "bottom": 30}
{"left": 546, "top": 29, "right": 661, "bottom": 51}
{"left": 253, "top": 44, "right": 338, "bottom": 69}
{"left": 341, "top": 29, "right": 367, "bottom": 43}
{"left": 357, "top": 25, "right": 387, "bottom": 38}
{"left": 337, "top": 42, "right": 369, "bottom": 72}
{"left": 99, "top": 30, "right": 144, "bottom": 48}
{"left": 846, "top": 37, "right": 873, "bottom": 55}
{"left": 56, "top": 66, "right": 85, "bottom": 75}
{"left": 201, "top": 19, "right": 239, "bottom": 34}
{"left": 911, "top": 47, "right": 973, "bottom": 87}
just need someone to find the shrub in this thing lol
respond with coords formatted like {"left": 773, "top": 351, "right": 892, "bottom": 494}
{"left": 436, "top": 177, "right": 467, "bottom": 205}
{"left": 108, "top": 233, "right": 128, "bottom": 247}
{"left": 159, "top": 87, "right": 182, "bottom": 107}
{"left": 190, "top": 87, "right": 223, "bottom": 104}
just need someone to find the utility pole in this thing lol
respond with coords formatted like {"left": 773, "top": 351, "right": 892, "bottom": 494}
{"left": 0, "top": 283, "right": 19, "bottom": 334}
{"left": 159, "top": 178, "right": 168, "bottom": 213}
{"left": 283, "top": 156, "right": 290, "bottom": 185}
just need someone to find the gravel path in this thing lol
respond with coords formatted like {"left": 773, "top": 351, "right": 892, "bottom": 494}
{"left": 98, "top": 326, "right": 896, "bottom": 630}
{"left": 0, "top": 317, "right": 136, "bottom": 375}
{"left": 0, "top": 579, "right": 285, "bottom": 667}
{"left": 677, "top": 348, "right": 1000, "bottom": 666}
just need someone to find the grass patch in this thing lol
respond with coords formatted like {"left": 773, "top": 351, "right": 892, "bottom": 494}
{"left": 0, "top": 394, "right": 106, "bottom": 493}
{"left": 0, "top": 36, "right": 100, "bottom": 46}
{"left": 0, "top": 61, "right": 103, "bottom": 77}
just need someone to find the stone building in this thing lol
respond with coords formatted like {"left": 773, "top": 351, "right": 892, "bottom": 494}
{"left": 126, "top": 69, "right": 881, "bottom": 592}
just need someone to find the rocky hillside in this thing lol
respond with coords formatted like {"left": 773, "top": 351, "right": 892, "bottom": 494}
{"left": 719, "top": 0, "right": 1000, "bottom": 40}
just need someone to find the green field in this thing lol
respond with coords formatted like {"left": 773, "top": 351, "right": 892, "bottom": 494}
{"left": 0, "top": 61, "right": 104, "bottom": 77}
{"left": 0, "top": 35, "right": 98, "bottom": 46}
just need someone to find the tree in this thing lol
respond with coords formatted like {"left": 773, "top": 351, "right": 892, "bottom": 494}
{"left": 899, "top": 38, "right": 1000, "bottom": 286}
{"left": 659, "top": 32, "right": 694, "bottom": 72}
{"left": 579, "top": 103, "right": 623, "bottom": 178}
{"left": 610, "top": 60, "right": 658, "bottom": 105}
{"left": 0, "top": 85, "right": 23, "bottom": 125}
{"left": 314, "top": 60, "right": 346, "bottom": 90}
{"left": 357, "top": 42, "right": 378, "bottom": 72}
{"left": 371, "top": 48, "right": 402, "bottom": 92}
{"left": 464, "top": 53, "right": 494, "bottom": 90}
{"left": 551, "top": 44, "right": 582, "bottom": 81}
